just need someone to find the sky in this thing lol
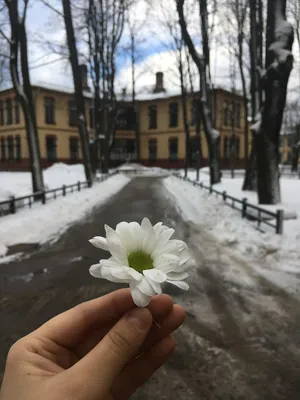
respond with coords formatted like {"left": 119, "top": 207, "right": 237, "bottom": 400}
{"left": 1, "top": 0, "right": 300, "bottom": 105}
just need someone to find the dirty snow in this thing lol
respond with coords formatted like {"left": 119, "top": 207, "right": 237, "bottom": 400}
{"left": 163, "top": 175, "right": 300, "bottom": 291}
{"left": 0, "top": 173, "right": 130, "bottom": 259}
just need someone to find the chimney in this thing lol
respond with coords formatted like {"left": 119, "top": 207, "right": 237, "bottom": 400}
{"left": 153, "top": 71, "right": 166, "bottom": 93}
{"left": 80, "top": 64, "right": 90, "bottom": 92}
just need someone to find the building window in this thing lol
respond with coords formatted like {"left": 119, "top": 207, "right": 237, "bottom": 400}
{"left": 69, "top": 136, "right": 79, "bottom": 161}
{"left": 6, "top": 99, "right": 13, "bottom": 125}
{"left": 46, "top": 136, "right": 57, "bottom": 162}
{"left": 15, "top": 135, "right": 21, "bottom": 160}
{"left": 169, "top": 102, "right": 178, "bottom": 128}
{"left": 223, "top": 137, "right": 229, "bottom": 159}
{"left": 69, "top": 100, "right": 77, "bottom": 127}
{"left": 7, "top": 136, "right": 14, "bottom": 160}
{"left": 236, "top": 103, "right": 241, "bottom": 128}
{"left": 223, "top": 101, "right": 229, "bottom": 126}
{"left": 15, "top": 98, "right": 20, "bottom": 124}
{"left": 0, "top": 137, "right": 5, "bottom": 160}
{"left": 148, "top": 105, "right": 157, "bottom": 129}
{"left": 0, "top": 101, "right": 4, "bottom": 125}
{"left": 169, "top": 137, "right": 178, "bottom": 161}
{"left": 44, "top": 96, "right": 56, "bottom": 124}
{"left": 148, "top": 138, "right": 157, "bottom": 161}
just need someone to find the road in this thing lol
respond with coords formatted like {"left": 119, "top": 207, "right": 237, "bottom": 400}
{"left": 1, "top": 175, "right": 300, "bottom": 399}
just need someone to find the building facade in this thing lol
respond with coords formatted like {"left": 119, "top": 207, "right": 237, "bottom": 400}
{"left": 0, "top": 74, "right": 253, "bottom": 171}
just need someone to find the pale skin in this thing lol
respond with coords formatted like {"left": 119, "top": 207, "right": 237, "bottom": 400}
{"left": 0, "top": 289, "right": 185, "bottom": 400}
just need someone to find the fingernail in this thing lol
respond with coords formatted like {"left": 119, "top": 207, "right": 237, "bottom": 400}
{"left": 126, "top": 308, "right": 152, "bottom": 329}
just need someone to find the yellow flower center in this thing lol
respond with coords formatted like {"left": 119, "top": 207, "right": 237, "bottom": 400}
{"left": 128, "top": 251, "right": 153, "bottom": 272}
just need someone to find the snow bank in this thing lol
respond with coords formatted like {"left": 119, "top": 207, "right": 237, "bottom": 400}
{"left": 0, "top": 163, "right": 87, "bottom": 200}
{"left": 0, "top": 173, "right": 130, "bottom": 258}
{"left": 182, "top": 169, "right": 300, "bottom": 239}
{"left": 163, "top": 175, "right": 300, "bottom": 279}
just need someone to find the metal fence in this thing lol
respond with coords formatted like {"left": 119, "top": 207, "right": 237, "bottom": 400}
{"left": 0, "top": 171, "right": 117, "bottom": 218}
{"left": 176, "top": 175, "right": 284, "bottom": 234}
{"left": 219, "top": 167, "right": 300, "bottom": 179}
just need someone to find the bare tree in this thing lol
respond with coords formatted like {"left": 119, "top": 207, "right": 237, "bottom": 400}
{"left": 85, "top": 0, "right": 127, "bottom": 173}
{"left": 0, "top": 0, "right": 44, "bottom": 193}
{"left": 177, "top": 0, "right": 221, "bottom": 185}
{"left": 253, "top": 0, "right": 294, "bottom": 204}
{"left": 62, "top": 0, "right": 93, "bottom": 183}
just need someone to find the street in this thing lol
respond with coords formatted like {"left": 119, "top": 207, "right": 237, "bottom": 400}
{"left": 1, "top": 175, "right": 300, "bottom": 399}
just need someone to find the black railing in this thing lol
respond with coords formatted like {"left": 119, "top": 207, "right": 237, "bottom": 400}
{"left": 0, "top": 171, "right": 117, "bottom": 217}
{"left": 176, "top": 175, "right": 283, "bottom": 234}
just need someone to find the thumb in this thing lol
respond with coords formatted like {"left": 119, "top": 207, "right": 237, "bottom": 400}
{"left": 66, "top": 307, "right": 152, "bottom": 399}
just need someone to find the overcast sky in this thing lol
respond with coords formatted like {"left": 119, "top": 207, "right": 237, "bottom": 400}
{"left": 4, "top": 0, "right": 300, "bottom": 105}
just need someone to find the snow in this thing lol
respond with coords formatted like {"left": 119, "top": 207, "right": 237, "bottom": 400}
{"left": 0, "top": 173, "right": 130, "bottom": 259}
{"left": 163, "top": 174, "right": 300, "bottom": 289}
{"left": 182, "top": 168, "right": 300, "bottom": 238}
{"left": 0, "top": 163, "right": 87, "bottom": 200}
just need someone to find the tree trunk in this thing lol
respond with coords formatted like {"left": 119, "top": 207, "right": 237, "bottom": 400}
{"left": 131, "top": 34, "right": 140, "bottom": 162}
{"left": 6, "top": 0, "right": 44, "bottom": 193}
{"left": 62, "top": 0, "right": 93, "bottom": 183}
{"left": 177, "top": 0, "right": 220, "bottom": 185}
{"left": 255, "top": 0, "right": 294, "bottom": 204}
{"left": 178, "top": 50, "right": 190, "bottom": 178}
{"left": 243, "top": 0, "right": 261, "bottom": 191}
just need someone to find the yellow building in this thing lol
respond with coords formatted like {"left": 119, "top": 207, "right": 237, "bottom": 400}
{"left": 0, "top": 72, "right": 252, "bottom": 171}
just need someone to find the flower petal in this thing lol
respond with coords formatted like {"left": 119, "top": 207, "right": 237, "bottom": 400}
{"left": 99, "top": 257, "right": 122, "bottom": 268}
{"left": 110, "top": 266, "right": 132, "bottom": 280}
{"left": 176, "top": 259, "right": 196, "bottom": 273}
{"left": 130, "top": 281, "right": 152, "bottom": 307}
{"left": 144, "top": 275, "right": 163, "bottom": 295}
{"left": 105, "top": 225, "right": 128, "bottom": 265}
{"left": 156, "top": 228, "right": 175, "bottom": 246}
{"left": 128, "top": 222, "right": 143, "bottom": 251}
{"left": 135, "top": 276, "right": 156, "bottom": 296}
{"left": 179, "top": 249, "right": 191, "bottom": 265}
{"left": 141, "top": 218, "right": 157, "bottom": 254}
{"left": 166, "top": 271, "right": 189, "bottom": 280}
{"left": 89, "top": 264, "right": 129, "bottom": 283}
{"left": 143, "top": 268, "right": 167, "bottom": 283}
{"left": 89, "top": 236, "right": 109, "bottom": 251}
{"left": 153, "top": 254, "right": 180, "bottom": 273}
{"left": 116, "top": 222, "right": 135, "bottom": 253}
{"left": 167, "top": 280, "right": 189, "bottom": 290}
{"left": 126, "top": 267, "right": 143, "bottom": 281}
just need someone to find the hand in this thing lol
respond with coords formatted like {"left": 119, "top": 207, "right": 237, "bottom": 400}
{"left": 0, "top": 289, "right": 185, "bottom": 400}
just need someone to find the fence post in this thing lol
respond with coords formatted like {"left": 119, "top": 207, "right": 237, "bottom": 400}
{"left": 276, "top": 209, "right": 284, "bottom": 234}
{"left": 222, "top": 191, "right": 227, "bottom": 201}
{"left": 209, "top": 185, "right": 213, "bottom": 194}
{"left": 242, "top": 197, "right": 247, "bottom": 218}
{"left": 78, "top": 181, "right": 81, "bottom": 191}
{"left": 9, "top": 196, "right": 16, "bottom": 214}
{"left": 63, "top": 185, "right": 66, "bottom": 197}
{"left": 88, "top": 180, "right": 92, "bottom": 188}
{"left": 42, "top": 191, "right": 46, "bottom": 205}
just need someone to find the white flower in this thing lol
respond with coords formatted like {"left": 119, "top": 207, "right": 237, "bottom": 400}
{"left": 89, "top": 218, "right": 196, "bottom": 307}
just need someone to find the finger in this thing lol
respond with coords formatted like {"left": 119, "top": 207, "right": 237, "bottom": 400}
{"left": 73, "top": 294, "right": 174, "bottom": 359}
{"left": 64, "top": 308, "right": 153, "bottom": 398}
{"left": 112, "top": 335, "right": 176, "bottom": 400}
{"left": 34, "top": 289, "right": 134, "bottom": 348}
{"left": 138, "top": 304, "right": 185, "bottom": 356}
